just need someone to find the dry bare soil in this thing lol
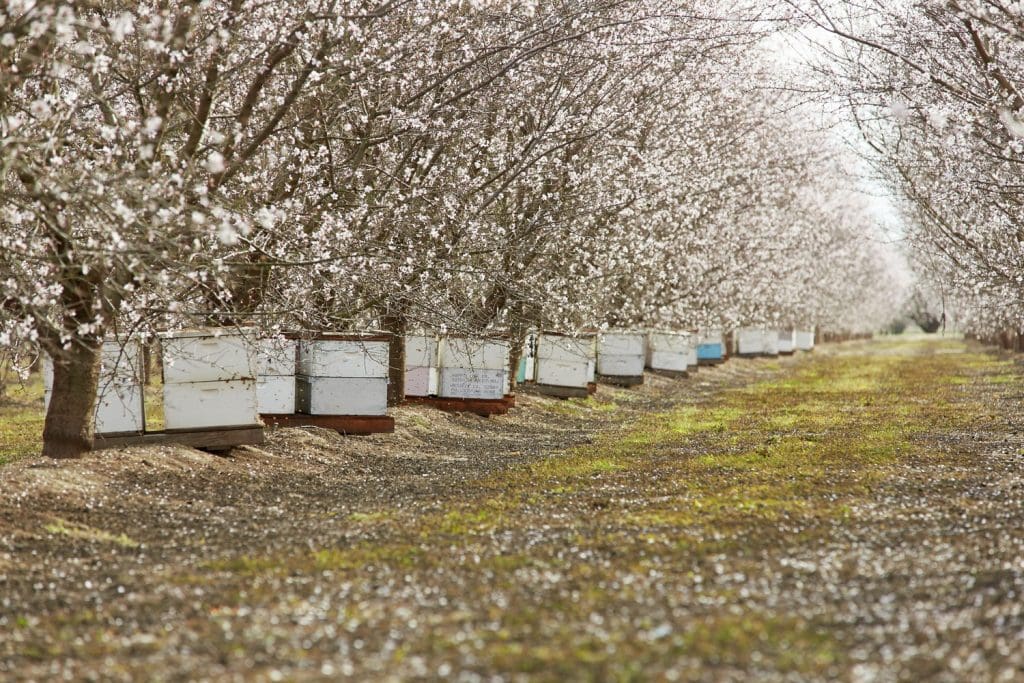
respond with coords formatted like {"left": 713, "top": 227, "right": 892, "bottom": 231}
{"left": 1, "top": 336, "right": 1023, "bottom": 681}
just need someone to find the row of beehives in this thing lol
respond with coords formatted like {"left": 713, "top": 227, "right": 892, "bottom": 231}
{"left": 43, "top": 326, "right": 814, "bottom": 437}
{"left": 407, "top": 330, "right": 727, "bottom": 399}
{"left": 44, "top": 330, "right": 394, "bottom": 435}
{"left": 736, "top": 328, "right": 816, "bottom": 356}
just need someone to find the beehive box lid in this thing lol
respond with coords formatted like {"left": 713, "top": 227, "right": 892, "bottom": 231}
{"left": 303, "top": 331, "right": 390, "bottom": 342}
{"left": 158, "top": 327, "right": 255, "bottom": 339}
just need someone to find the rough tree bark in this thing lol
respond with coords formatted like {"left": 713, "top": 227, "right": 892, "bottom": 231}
{"left": 41, "top": 339, "right": 102, "bottom": 458}
{"left": 382, "top": 310, "right": 408, "bottom": 407}
{"left": 507, "top": 326, "right": 525, "bottom": 394}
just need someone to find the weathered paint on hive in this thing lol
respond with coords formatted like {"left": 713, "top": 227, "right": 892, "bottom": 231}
{"left": 164, "top": 379, "right": 260, "bottom": 430}
{"left": 161, "top": 329, "right": 261, "bottom": 430}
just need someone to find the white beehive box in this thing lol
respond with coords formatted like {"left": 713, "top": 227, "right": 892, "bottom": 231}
{"left": 778, "top": 329, "right": 796, "bottom": 354}
{"left": 256, "top": 337, "right": 297, "bottom": 414}
{"left": 405, "top": 334, "right": 439, "bottom": 397}
{"left": 164, "top": 379, "right": 258, "bottom": 430}
{"left": 297, "top": 335, "right": 389, "bottom": 415}
{"left": 93, "top": 384, "right": 145, "bottom": 434}
{"left": 763, "top": 330, "right": 780, "bottom": 356}
{"left": 160, "top": 328, "right": 260, "bottom": 430}
{"left": 597, "top": 332, "right": 646, "bottom": 377}
{"left": 795, "top": 329, "right": 815, "bottom": 351}
{"left": 646, "top": 331, "right": 692, "bottom": 373}
{"left": 161, "top": 331, "right": 254, "bottom": 384}
{"left": 535, "top": 333, "right": 591, "bottom": 389}
{"left": 297, "top": 377, "right": 388, "bottom": 415}
{"left": 737, "top": 328, "right": 766, "bottom": 356}
{"left": 438, "top": 337, "right": 510, "bottom": 400}
{"left": 298, "top": 338, "right": 388, "bottom": 377}
{"left": 43, "top": 340, "right": 145, "bottom": 435}
{"left": 257, "top": 375, "right": 296, "bottom": 414}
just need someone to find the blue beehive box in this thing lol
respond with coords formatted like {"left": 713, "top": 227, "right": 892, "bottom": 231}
{"left": 697, "top": 343, "right": 723, "bottom": 360}
{"left": 697, "top": 329, "right": 725, "bottom": 364}
{"left": 516, "top": 356, "right": 528, "bottom": 383}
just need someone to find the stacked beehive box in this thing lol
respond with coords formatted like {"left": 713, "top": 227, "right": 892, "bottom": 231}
{"left": 438, "top": 337, "right": 510, "bottom": 401}
{"left": 597, "top": 331, "right": 646, "bottom": 386}
{"left": 534, "top": 333, "right": 591, "bottom": 397}
{"left": 777, "top": 329, "right": 796, "bottom": 355}
{"left": 297, "top": 334, "right": 389, "bottom": 415}
{"left": 737, "top": 327, "right": 767, "bottom": 356}
{"left": 646, "top": 331, "right": 693, "bottom": 377}
{"left": 160, "top": 329, "right": 260, "bottom": 430}
{"left": 697, "top": 329, "right": 726, "bottom": 365}
{"left": 256, "top": 337, "right": 297, "bottom": 415}
{"left": 795, "top": 329, "right": 815, "bottom": 351}
{"left": 44, "top": 339, "right": 145, "bottom": 435}
{"left": 762, "top": 329, "right": 780, "bottom": 356}
{"left": 405, "top": 333, "right": 440, "bottom": 397}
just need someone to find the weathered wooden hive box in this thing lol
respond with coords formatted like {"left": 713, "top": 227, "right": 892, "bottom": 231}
{"left": 737, "top": 327, "right": 767, "bottom": 356}
{"left": 44, "top": 339, "right": 145, "bottom": 435}
{"left": 404, "top": 333, "right": 440, "bottom": 397}
{"left": 697, "top": 329, "right": 725, "bottom": 364}
{"left": 535, "top": 333, "right": 591, "bottom": 389}
{"left": 438, "top": 337, "right": 510, "bottom": 400}
{"left": 160, "top": 329, "right": 260, "bottom": 430}
{"left": 597, "top": 331, "right": 646, "bottom": 384}
{"left": 777, "top": 329, "right": 796, "bottom": 354}
{"left": 795, "top": 329, "right": 815, "bottom": 351}
{"left": 297, "top": 334, "right": 389, "bottom": 415}
{"left": 256, "top": 337, "right": 297, "bottom": 414}
{"left": 646, "top": 331, "right": 692, "bottom": 374}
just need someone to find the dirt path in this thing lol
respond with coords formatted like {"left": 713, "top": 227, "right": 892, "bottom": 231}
{"left": 2, "top": 336, "right": 1022, "bottom": 681}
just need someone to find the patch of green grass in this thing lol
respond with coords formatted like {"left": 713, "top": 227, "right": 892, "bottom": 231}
{"left": 207, "top": 541, "right": 425, "bottom": 576}
{"left": 680, "top": 613, "right": 843, "bottom": 673}
{"left": 438, "top": 505, "right": 506, "bottom": 534}
{"left": 44, "top": 518, "right": 139, "bottom": 548}
{"left": 1, "top": 371, "right": 166, "bottom": 464}
{"left": 543, "top": 396, "right": 619, "bottom": 417}
{"left": 0, "top": 373, "right": 45, "bottom": 465}
{"left": 348, "top": 511, "right": 393, "bottom": 523}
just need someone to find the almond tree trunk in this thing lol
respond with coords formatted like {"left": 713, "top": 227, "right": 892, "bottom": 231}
{"left": 42, "top": 340, "right": 102, "bottom": 458}
{"left": 382, "top": 311, "right": 407, "bottom": 407}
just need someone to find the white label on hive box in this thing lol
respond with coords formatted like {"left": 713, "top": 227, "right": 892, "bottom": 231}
{"left": 439, "top": 368, "right": 506, "bottom": 400}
